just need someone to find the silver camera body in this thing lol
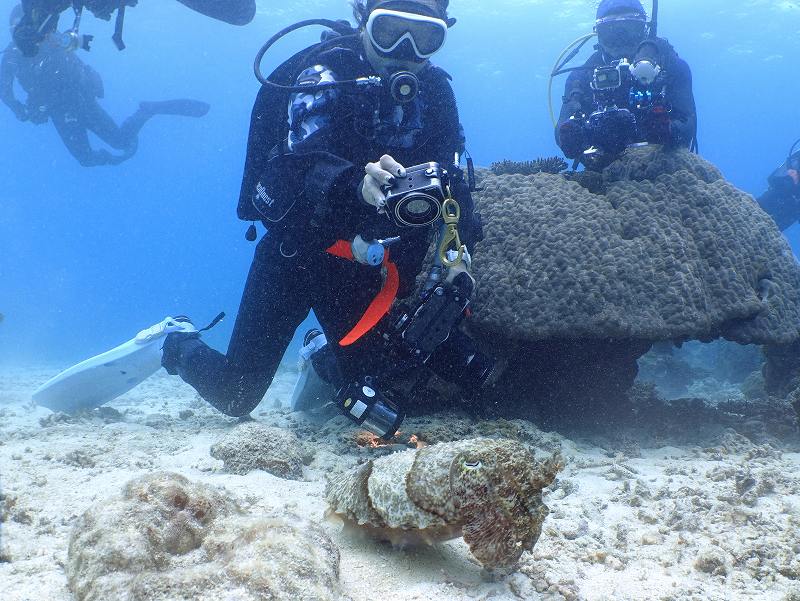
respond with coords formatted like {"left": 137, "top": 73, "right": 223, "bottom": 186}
{"left": 384, "top": 162, "right": 447, "bottom": 227}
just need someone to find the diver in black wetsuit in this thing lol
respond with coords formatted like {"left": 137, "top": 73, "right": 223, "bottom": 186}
{"left": 2, "top": 5, "right": 210, "bottom": 166}
{"left": 13, "top": 0, "right": 256, "bottom": 57}
{"left": 556, "top": 0, "right": 697, "bottom": 168}
{"left": 159, "top": 0, "right": 489, "bottom": 438}
{"left": 758, "top": 144, "right": 800, "bottom": 232}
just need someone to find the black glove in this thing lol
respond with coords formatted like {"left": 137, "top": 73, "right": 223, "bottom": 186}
{"left": 558, "top": 118, "right": 587, "bottom": 159}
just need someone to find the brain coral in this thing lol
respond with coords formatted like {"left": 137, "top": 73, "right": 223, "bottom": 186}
{"left": 67, "top": 472, "right": 341, "bottom": 601}
{"left": 210, "top": 422, "right": 304, "bottom": 479}
{"left": 470, "top": 146, "right": 800, "bottom": 346}
{"left": 326, "top": 438, "right": 562, "bottom": 569}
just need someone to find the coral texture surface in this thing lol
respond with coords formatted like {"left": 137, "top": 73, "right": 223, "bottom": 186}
{"left": 210, "top": 422, "right": 304, "bottom": 479}
{"left": 471, "top": 146, "right": 800, "bottom": 346}
{"left": 67, "top": 472, "right": 341, "bottom": 601}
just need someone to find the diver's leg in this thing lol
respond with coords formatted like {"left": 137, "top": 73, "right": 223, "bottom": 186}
{"left": 137, "top": 99, "right": 211, "bottom": 118}
{"left": 106, "top": 99, "right": 210, "bottom": 151}
{"left": 81, "top": 99, "right": 138, "bottom": 158}
{"left": 50, "top": 107, "right": 117, "bottom": 167}
{"left": 85, "top": 99, "right": 210, "bottom": 154}
{"left": 165, "top": 234, "right": 312, "bottom": 417}
{"left": 311, "top": 254, "right": 384, "bottom": 385}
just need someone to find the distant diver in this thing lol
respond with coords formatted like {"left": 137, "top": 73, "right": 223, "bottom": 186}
{"left": 553, "top": 0, "right": 697, "bottom": 169}
{"left": 12, "top": 0, "right": 256, "bottom": 57}
{"left": 758, "top": 140, "right": 800, "bottom": 232}
{"left": 3, "top": 5, "right": 210, "bottom": 166}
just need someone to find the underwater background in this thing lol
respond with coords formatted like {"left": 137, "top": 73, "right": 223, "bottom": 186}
{"left": 1, "top": 0, "right": 799, "bottom": 365}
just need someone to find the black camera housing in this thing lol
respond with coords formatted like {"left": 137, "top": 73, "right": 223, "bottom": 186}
{"left": 382, "top": 272, "right": 494, "bottom": 393}
{"left": 384, "top": 162, "right": 447, "bottom": 227}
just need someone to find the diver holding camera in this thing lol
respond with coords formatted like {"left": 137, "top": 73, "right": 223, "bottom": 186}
{"left": 299, "top": 161, "right": 493, "bottom": 438}
{"left": 555, "top": 0, "right": 697, "bottom": 168}
{"left": 160, "top": 0, "right": 486, "bottom": 439}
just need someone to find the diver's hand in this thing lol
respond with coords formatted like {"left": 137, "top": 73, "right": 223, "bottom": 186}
{"left": 360, "top": 155, "right": 407, "bottom": 208}
{"left": 558, "top": 118, "right": 586, "bottom": 159}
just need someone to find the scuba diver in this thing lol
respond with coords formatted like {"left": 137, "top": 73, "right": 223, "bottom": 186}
{"left": 157, "top": 0, "right": 489, "bottom": 439}
{"left": 12, "top": 0, "right": 256, "bottom": 57}
{"left": 2, "top": 4, "right": 210, "bottom": 166}
{"left": 757, "top": 141, "right": 800, "bottom": 232}
{"left": 555, "top": 0, "right": 697, "bottom": 168}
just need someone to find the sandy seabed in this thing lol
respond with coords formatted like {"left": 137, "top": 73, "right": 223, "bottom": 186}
{"left": 1, "top": 364, "right": 800, "bottom": 601}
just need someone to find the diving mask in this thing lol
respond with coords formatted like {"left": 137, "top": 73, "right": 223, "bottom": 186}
{"left": 366, "top": 9, "right": 447, "bottom": 60}
{"left": 595, "top": 16, "right": 646, "bottom": 58}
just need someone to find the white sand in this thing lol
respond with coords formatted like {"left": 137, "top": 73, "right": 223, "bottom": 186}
{"left": 1, "top": 365, "right": 799, "bottom": 601}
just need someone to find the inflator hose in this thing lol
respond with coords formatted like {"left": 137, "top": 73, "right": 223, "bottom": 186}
{"left": 547, "top": 33, "right": 596, "bottom": 127}
{"left": 253, "top": 19, "right": 365, "bottom": 91}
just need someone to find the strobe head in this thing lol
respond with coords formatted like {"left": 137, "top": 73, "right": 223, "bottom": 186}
{"left": 337, "top": 379, "right": 404, "bottom": 440}
{"left": 630, "top": 59, "right": 660, "bottom": 86}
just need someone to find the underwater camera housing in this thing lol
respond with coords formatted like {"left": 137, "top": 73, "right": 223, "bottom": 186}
{"left": 591, "top": 59, "right": 630, "bottom": 92}
{"left": 384, "top": 162, "right": 447, "bottom": 227}
{"left": 52, "top": 29, "right": 94, "bottom": 52}
{"left": 383, "top": 271, "right": 494, "bottom": 393}
{"left": 314, "top": 272, "right": 494, "bottom": 439}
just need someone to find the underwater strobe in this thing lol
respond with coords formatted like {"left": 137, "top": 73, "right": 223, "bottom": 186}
{"left": 336, "top": 378, "right": 404, "bottom": 440}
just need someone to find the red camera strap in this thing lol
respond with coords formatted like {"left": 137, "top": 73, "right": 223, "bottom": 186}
{"left": 326, "top": 240, "right": 400, "bottom": 346}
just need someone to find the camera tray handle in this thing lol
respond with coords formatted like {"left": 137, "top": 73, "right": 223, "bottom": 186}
{"left": 438, "top": 190, "right": 464, "bottom": 269}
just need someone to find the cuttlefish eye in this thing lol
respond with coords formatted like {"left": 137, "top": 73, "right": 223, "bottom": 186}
{"left": 463, "top": 460, "right": 482, "bottom": 470}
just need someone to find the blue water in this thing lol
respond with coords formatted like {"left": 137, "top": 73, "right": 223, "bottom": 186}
{"left": 1, "top": 0, "right": 799, "bottom": 364}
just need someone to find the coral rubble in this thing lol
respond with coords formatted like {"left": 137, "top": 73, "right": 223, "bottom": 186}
{"left": 210, "top": 422, "right": 305, "bottom": 479}
{"left": 490, "top": 156, "right": 568, "bottom": 176}
{"left": 66, "top": 472, "right": 341, "bottom": 601}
